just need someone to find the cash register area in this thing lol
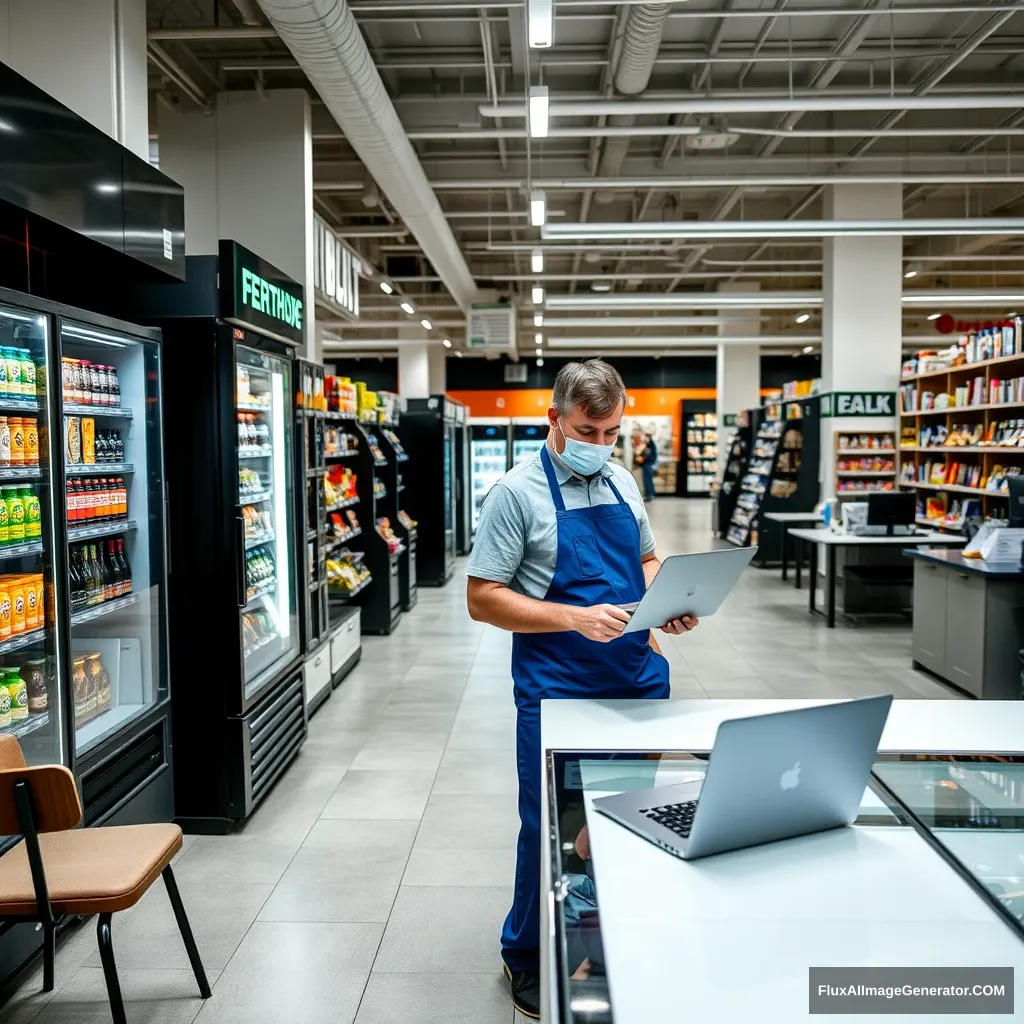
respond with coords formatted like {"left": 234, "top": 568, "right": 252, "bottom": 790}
{"left": 3, "top": 499, "right": 979, "bottom": 1024}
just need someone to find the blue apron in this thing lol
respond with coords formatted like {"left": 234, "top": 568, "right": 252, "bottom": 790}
{"left": 501, "top": 446, "right": 670, "bottom": 972}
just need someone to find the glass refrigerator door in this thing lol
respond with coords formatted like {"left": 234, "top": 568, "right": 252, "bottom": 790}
{"left": 236, "top": 346, "right": 299, "bottom": 699}
{"left": 60, "top": 320, "right": 168, "bottom": 758}
{"left": 471, "top": 438, "right": 507, "bottom": 531}
{"left": 443, "top": 424, "right": 456, "bottom": 560}
{"left": 0, "top": 303, "right": 65, "bottom": 770}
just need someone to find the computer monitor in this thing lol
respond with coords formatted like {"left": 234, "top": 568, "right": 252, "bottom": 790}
{"left": 866, "top": 491, "right": 917, "bottom": 536}
{"left": 1007, "top": 474, "right": 1024, "bottom": 528}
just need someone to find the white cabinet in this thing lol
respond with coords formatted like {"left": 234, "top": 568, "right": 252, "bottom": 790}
{"left": 303, "top": 645, "right": 331, "bottom": 708}
{"left": 331, "top": 607, "right": 361, "bottom": 681}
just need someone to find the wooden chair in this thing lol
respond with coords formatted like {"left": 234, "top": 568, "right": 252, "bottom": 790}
{"left": 0, "top": 735, "right": 211, "bottom": 1024}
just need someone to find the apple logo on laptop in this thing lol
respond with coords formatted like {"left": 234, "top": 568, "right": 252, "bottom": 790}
{"left": 779, "top": 761, "right": 802, "bottom": 791}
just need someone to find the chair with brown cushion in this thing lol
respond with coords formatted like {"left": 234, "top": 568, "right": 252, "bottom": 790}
{"left": 0, "top": 735, "right": 211, "bottom": 1024}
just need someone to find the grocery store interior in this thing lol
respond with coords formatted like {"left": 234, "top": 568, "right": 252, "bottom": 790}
{"left": 2, "top": 0, "right": 1024, "bottom": 1022}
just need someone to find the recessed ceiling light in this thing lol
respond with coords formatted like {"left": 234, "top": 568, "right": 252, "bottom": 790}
{"left": 904, "top": 269, "right": 917, "bottom": 279}
{"left": 536, "top": 357, "right": 545, "bottom": 367}
{"left": 456, "top": 350, "right": 464, "bottom": 358}
{"left": 532, "top": 286, "right": 545, "bottom": 306}
{"left": 531, "top": 248, "right": 544, "bottom": 274}
{"left": 442, "top": 338, "right": 452, "bottom": 348}
{"left": 534, "top": 313, "right": 544, "bottom": 327}
{"left": 591, "top": 282, "right": 612, "bottom": 292}
{"left": 536, "top": 347, "right": 543, "bottom": 356}
{"left": 795, "top": 312, "right": 810, "bottom": 324}
{"left": 535, "top": 332, "right": 543, "bottom": 345}
{"left": 927, "top": 312, "right": 942, "bottom": 321}
{"left": 379, "top": 281, "right": 393, "bottom": 295}
{"left": 420, "top": 319, "right": 432, "bottom": 330}
{"left": 802, "top": 345, "right": 814, "bottom": 354}
{"left": 400, "top": 301, "right": 415, "bottom": 315}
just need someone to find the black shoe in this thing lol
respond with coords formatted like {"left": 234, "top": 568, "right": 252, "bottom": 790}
{"left": 503, "top": 962, "right": 541, "bottom": 1019}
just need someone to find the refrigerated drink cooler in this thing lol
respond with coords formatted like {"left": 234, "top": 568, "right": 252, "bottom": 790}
{"left": 136, "top": 241, "right": 307, "bottom": 831}
{"left": 512, "top": 418, "right": 548, "bottom": 466}
{"left": 469, "top": 418, "right": 510, "bottom": 540}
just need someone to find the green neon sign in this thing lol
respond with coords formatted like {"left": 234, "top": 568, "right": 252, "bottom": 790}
{"left": 240, "top": 267, "right": 303, "bottom": 330}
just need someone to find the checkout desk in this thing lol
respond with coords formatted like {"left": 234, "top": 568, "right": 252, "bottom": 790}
{"left": 540, "top": 698, "right": 1024, "bottom": 1022}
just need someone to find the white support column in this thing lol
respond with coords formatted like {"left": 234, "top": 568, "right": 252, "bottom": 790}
{"left": 716, "top": 283, "right": 761, "bottom": 447}
{"left": 820, "top": 183, "right": 902, "bottom": 498}
{"left": 398, "top": 330, "right": 431, "bottom": 399}
{"left": 156, "top": 90, "right": 317, "bottom": 357}
{"left": 428, "top": 345, "right": 447, "bottom": 395}
{"left": 0, "top": 0, "right": 149, "bottom": 159}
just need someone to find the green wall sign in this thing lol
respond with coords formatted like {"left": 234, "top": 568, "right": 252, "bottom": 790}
{"left": 820, "top": 391, "right": 896, "bottom": 418}
{"left": 220, "top": 240, "right": 305, "bottom": 345}
{"left": 722, "top": 413, "right": 737, "bottom": 427}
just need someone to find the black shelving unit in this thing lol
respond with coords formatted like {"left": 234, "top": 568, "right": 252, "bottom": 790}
{"left": 379, "top": 424, "right": 418, "bottom": 612}
{"left": 726, "top": 396, "right": 821, "bottom": 561}
{"left": 714, "top": 411, "right": 756, "bottom": 537}
{"left": 678, "top": 400, "right": 718, "bottom": 497}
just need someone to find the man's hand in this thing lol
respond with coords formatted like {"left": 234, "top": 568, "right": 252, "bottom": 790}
{"left": 569, "top": 603, "right": 632, "bottom": 642}
{"left": 662, "top": 615, "right": 698, "bottom": 635}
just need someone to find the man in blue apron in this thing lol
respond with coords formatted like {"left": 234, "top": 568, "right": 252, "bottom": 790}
{"left": 467, "top": 359, "right": 697, "bottom": 1018}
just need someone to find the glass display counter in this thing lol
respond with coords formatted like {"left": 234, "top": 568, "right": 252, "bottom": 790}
{"left": 547, "top": 751, "right": 1024, "bottom": 1023}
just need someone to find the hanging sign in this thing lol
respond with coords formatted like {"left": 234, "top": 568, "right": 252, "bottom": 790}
{"left": 722, "top": 413, "right": 737, "bottom": 427}
{"left": 820, "top": 391, "right": 896, "bottom": 418}
{"left": 219, "top": 240, "right": 305, "bottom": 346}
{"left": 313, "top": 214, "right": 362, "bottom": 322}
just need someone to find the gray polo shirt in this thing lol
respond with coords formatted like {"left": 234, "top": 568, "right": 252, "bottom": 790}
{"left": 467, "top": 444, "right": 656, "bottom": 599}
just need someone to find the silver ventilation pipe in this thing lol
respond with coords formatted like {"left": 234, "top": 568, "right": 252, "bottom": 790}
{"left": 256, "top": 0, "right": 478, "bottom": 312}
{"left": 596, "top": 3, "right": 670, "bottom": 186}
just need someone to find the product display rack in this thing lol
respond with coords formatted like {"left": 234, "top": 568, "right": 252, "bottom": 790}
{"left": 834, "top": 431, "right": 897, "bottom": 499}
{"left": 680, "top": 402, "right": 718, "bottom": 496}
{"left": 727, "top": 397, "right": 821, "bottom": 561}
{"left": 378, "top": 423, "right": 418, "bottom": 612}
{"left": 898, "top": 340, "right": 1024, "bottom": 524}
{"left": 714, "top": 410, "right": 755, "bottom": 536}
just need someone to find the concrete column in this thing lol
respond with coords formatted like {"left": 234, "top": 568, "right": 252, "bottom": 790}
{"left": 820, "top": 183, "right": 902, "bottom": 497}
{"left": 157, "top": 90, "right": 316, "bottom": 357}
{"left": 716, "top": 282, "right": 761, "bottom": 447}
{"left": 0, "top": 0, "right": 148, "bottom": 160}
{"left": 398, "top": 333, "right": 431, "bottom": 398}
{"left": 428, "top": 345, "right": 447, "bottom": 395}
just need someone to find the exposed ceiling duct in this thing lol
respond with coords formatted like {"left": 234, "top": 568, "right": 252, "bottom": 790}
{"left": 597, "top": 3, "right": 670, "bottom": 186}
{"left": 255, "top": 0, "right": 478, "bottom": 313}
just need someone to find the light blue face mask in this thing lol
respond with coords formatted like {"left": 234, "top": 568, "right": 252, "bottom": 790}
{"left": 557, "top": 421, "right": 615, "bottom": 477}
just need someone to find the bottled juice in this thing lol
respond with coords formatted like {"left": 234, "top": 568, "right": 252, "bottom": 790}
{"left": 0, "top": 416, "right": 10, "bottom": 467}
{"left": 0, "top": 495, "right": 9, "bottom": 546}
{"left": 34, "top": 576, "right": 43, "bottom": 627}
{"left": 19, "top": 351, "right": 35, "bottom": 399}
{"left": 0, "top": 580, "right": 11, "bottom": 639}
{"left": 0, "top": 684, "right": 10, "bottom": 728}
{"left": 5, "top": 349, "right": 21, "bottom": 397}
{"left": 22, "top": 487, "right": 40, "bottom": 539}
{"left": 25, "top": 418, "right": 38, "bottom": 466}
{"left": 6, "top": 669, "right": 27, "bottom": 722}
{"left": 23, "top": 578, "right": 38, "bottom": 630}
{"left": 5, "top": 487, "right": 25, "bottom": 542}
{"left": 8, "top": 418, "right": 23, "bottom": 464}
{"left": 10, "top": 580, "right": 26, "bottom": 634}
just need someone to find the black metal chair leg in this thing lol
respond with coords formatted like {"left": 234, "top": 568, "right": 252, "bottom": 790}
{"left": 41, "top": 922, "right": 55, "bottom": 992}
{"left": 162, "top": 866, "right": 212, "bottom": 999}
{"left": 96, "top": 913, "right": 127, "bottom": 1024}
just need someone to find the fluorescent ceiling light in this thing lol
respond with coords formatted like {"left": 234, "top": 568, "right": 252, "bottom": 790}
{"left": 904, "top": 269, "right": 917, "bottom": 279}
{"left": 545, "top": 335, "right": 811, "bottom": 348}
{"left": 379, "top": 281, "right": 393, "bottom": 295}
{"left": 591, "top": 282, "right": 612, "bottom": 292}
{"left": 420, "top": 319, "right": 432, "bottom": 330}
{"left": 535, "top": 332, "right": 543, "bottom": 345}
{"left": 802, "top": 345, "right": 815, "bottom": 354}
{"left": 547, "top": 293, "right": 818, "bottom": 310}
{"left": 534, "top": 313, "right": 544, "bottom": 327}
{"left": 528, "top": 86, "right": 550, "bottom": 138}
{"left": 530, "top": 190, "right": 547, "bottom": 227}
{"left": 442, "top": 338, "right": 452, "bottom": 348}
{"left": 927, "top": 312, "right": 942, "bottom": 320}
{"left": 528, "top": 0, "right": 553, "bottom": 48}
{"left": 532, "top": 286, "right": 545, "bottom": 306}
{"left": 536, "top": 347, "right": 543, "bottom": 356}
{"left": 901, "top": 292, "right": 1024, "bottom": 306}
{"left": 536, "top": 357, "right": 545, "bottom": 367}
{"left": 400, "top": 301, "right": 415, "bottom": 315}
{"left": 531, "top": 248, "right": 544, "bottom": 274}
{"left": 456, "top": 350, "right": 464, "bottom": 358}
{"left": 795, "top": 313, "right": 811, "bottom": 324}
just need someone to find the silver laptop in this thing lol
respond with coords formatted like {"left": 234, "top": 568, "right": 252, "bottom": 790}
{"left": 620, "top": 546, "right": 757, "bottom": 633}
{"left": 591, "top": 696, "right": 892, "bottom": 860}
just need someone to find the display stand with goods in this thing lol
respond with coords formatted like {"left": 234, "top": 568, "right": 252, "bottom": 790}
{"left": 834, "top": 431, "right": 897, "bottom": 497}
{"left": 453, "top": 408, "right": 472, "bottom": 556}
{"left": 378, "top": 423, "right": 418, "bottom": 612}
{"left": 714, "top": 410, "right": 755, "bottom": 537}
{"left": 726, "top": 396, "right": 822, "bottom": 562}
{"left": 899, "top": 325, "right": 1024, "bottom": 525}
{"left": 678, "top": 402, "right": 717, "bottom": 496}
{"left": 400, "top": 395, "right": 464, "bottom": 587}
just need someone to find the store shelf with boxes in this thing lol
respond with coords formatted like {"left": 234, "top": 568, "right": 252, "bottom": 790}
{"left": 834, "top": 431, "right": 898, "bottom": 498}
{"left": 679, "top": 402, "right": 717, "bottom": 497}
{"left": 898, "top": 319, "right": 1024, "bottom": 530}
{"left": 714, "top": 409, "right": 755, "bottom": 537}
{"left": 726, "top": 395, "right": 821, "bottom": 561}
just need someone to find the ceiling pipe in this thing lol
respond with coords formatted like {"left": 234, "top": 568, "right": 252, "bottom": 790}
{"left": 147, "top": 44, "right": 210, "bottom": 110}
{"left": 545, "top": 335, "right": 816, "bottom": 347}
{"left": 481, "top": 94, "right": 1024, "bottom": 118}
{"left": 231, "top": 0, "right": 266, "bottom": 23}
{"left": 541, "top": 218, "right": 1024, "bottom": 241}
{"left": 343, "top": 1, "right": 1024, "bottom": 15}
{"left": 148, "top": 26, "right": 277, "bottom": 40}
{"left": 255, "top": 0, "right": 477, "bottom": 312}
{"left": 546, "top": 291, "right": 1024, "bottom": 311}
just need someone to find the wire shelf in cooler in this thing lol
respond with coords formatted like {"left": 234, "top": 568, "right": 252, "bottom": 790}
{"left": 246, "top": 532, "right": 276, "bottom": 550}
{"left": 326, "top": 496, "right": 359, "bottom": 512}
{"left": 68, "top": 519, "right": 137, "bottom": 543}
{"left": 239, "top": 446, "right": 273, "bottom": 460}
{"left": 66, "top": 463, "right": 134, "bottom": 476}
{"left": 63, "top": 403, "right": 133, "bottom": 420}
{"left": 0, "top": 467, "right": 43, "bottom": 483}
{"left": 244, "top": 578, "right": 277, "bottom": 606}
{"left": 0, "top": 626, "right": 46, "bottom": 656}
{"left": 243, "top": 630, "right": 279, "bottom": 659}
{"left": 71, "top": 592, "right": 140, "bottom": 627}
{"left": 237, "top": 401, "right": 272, "bottom": 414}
{"left": 0, "top": 539, "right": 43, "bottom": 559}
{"left": 0, "top": 709, "right": 49, "bottom": 740}
{"left": 325, "top": 411, "right": 357, "bottom": 422}
{"left": 325, "top": 528, "right": 362, "bottom": 554}
{"left": 240, "top": 489, "right": 273, "bottom": 505}
{"left": 325, "top": 449, "right": 359, "bottom": 460}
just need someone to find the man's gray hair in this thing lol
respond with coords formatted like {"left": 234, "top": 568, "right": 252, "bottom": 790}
{"left": 552, "top": 359, "right": 627, "bottom": 419}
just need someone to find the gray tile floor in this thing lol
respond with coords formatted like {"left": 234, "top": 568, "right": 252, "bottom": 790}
{"left": 3, "top": 498, "right": 963, "bottom": 1023}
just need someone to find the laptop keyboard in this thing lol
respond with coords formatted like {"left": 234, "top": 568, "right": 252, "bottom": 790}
{"left": 641, "top": 799, "right": 699, "bottom": 839}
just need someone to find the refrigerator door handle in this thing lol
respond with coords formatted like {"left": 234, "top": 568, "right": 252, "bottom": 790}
{"left": 236, "top": 514, "right": 247, "bottom": 607}
{"left": 165, "top": 496, "right": 172, "bottom": 575}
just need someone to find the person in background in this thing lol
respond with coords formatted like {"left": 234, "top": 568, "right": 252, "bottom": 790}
{"left": 637, "top": 430, "right": 658, "bottom": 501}
{"left": 465, "top": 359, "right": 697, "bottom": 1018}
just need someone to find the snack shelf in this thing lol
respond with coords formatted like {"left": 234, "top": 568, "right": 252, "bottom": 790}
{"left": 240, "top": 489, "right": 273, "bottom": 505}
{"left": 0, "top": 397, "right": 42, "bottom": 414}
{"left": 66, "top": 462, "right": 134, "bottom": 476}
{"left": 0, "top": 468, "right": 43, "bottom": 483}
{"left": 325, "top": 449, "right": 359, "bottom": 460}
{"left": 239, "top": 447, "right": 273, "bottom": 460}
{"left": 900, "top": 446, "right": 1024, "bottom": 454}
{"left": 901, "top": 349, "right": 1024, "bottom": 383}
{"left": 237, "top": 401, "right": 272, "bottom": 414}
{"left": 325, "top": 528, "right": 362, "bottom": 554}
{"left": 326, "top": 496, "right": 359, "bottom": 512}
{"left": 900, "top": 481, "right": 1004, "bottom": 497}
{"left": 70, "top": 591, "right": 140, "bottom": 626}
{"left": 0, "top": 710, "right": 49, "bottom": 740}
{"left": 245, "top": 532, "right": 275, "bottom": 550}
{"left": 243, "top": 631, "right": 278, "bottom": 659}
{"left": 63, "top": 403, "right": 134, "bottom": 420}
{"left": 325, "top": 411, "right": 356, "bottom": 423}
{"left": 901, "top": 402, "right": 1024, "bottom": 418}
{"left": 838, "top": 449, "right": 896, "bottom": 456}
{"left": 0, "top": 539, "right": 43, "bottom": 559}
{"left": 68, "top": 519, "right": 137, "bottom": 543}
{"left": 330, "top": 576, "right": 371, "bottom": 600}
{"left": 0, "top": 626, "right": 46, "bottom": 656}
{"left": 836, "top": 471, "right": 896, "bottom": 478}
{"left": 244, "top": 577, "right": 277, "bottom": 605}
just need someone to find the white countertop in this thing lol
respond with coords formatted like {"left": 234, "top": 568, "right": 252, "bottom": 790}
{"left": 539, "top": 699, "right": 1024, "bottom": 1023}
{"left": 762, "top": 512, "right": 823, "bottom": 522}
{"left": 787, "top": 527, "right": 966, "bottom": 546}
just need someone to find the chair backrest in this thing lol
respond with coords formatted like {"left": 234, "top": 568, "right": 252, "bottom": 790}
{"left": 0, "top": 736, "right": 82, "bottom": 835}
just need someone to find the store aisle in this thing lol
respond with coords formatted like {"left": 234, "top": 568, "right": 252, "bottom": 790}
{"left": 3, "top": 498, "right": 961, "bottom": 1024}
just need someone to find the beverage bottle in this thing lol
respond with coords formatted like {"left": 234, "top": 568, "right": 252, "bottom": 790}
{"left": 68, "top": 548, "right": 82, "bottom": 611}
{"left": 68, "top": 480, "right": 81, "bottom": 523}
{"left": 20, "top": 350, "right": 35, "bottom": 400}
{"left": 106, "top": 541, "right": 121, "bottom": 597}
{"left": 0, "top": 490, "right": 9, "bottom": 546}
{"left": 5, "top": 349, "right": 21, "bottom": 397}
{"left": 98, "top": 545, "right": 113, "bottom": 602}
{"left": 109, "top": 367, "right": 121, "bottom": 408}
{"left": 0, "top": 416, "right": 10, "bottom": 467}
{"left": 95, "top": 430, "right": 107, "bottom": 464}
{"left": 22, "top": 487, "right": 40, "bottom": 540}
{"left": 8, "top": 418, "right": 23, "bottom": 464}
{"left": 116, "top": 432, "right": 124, "bottom": 462}
{"left": 25, "top": 418, "right": 38, "bottom": 466}
{"left": 6, "top": 487, "right": 25, "bottom": 543}
{"left": 237, "top": 415, "right": 246, "bottom": 448}
{"left": 0, "top": 351, "right": 8, "bottom": 399}
{"left": 117, "top": 539, "right": 131, "bottom": 593}
{"left": 118, "top": 476, "right": 127, "bottom": 518}
{"left": 95, "top": 478, "right": 107, "bottom": 520}
{"left": 88, "top": 544, "right": 103, "bottom": 604}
